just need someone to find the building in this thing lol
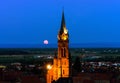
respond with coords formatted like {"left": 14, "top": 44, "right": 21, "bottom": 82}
{"left": 72, "top": 72, "right": 120, "bottom": 83}
{"left": 46, "top": 11, "right": 72, "bottom": 83}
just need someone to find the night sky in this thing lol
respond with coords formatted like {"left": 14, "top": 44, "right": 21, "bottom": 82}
{"left": 0, "top": 0, "right": 120, "bottom": 47}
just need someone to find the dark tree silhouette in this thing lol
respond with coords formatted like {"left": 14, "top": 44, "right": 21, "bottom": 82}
{"left": 73, "top": 56, "right": 82, "bottom": 72}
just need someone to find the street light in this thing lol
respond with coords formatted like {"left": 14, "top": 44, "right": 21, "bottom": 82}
{"left": 47, "top": 64, "right": 52, "bottom": 70}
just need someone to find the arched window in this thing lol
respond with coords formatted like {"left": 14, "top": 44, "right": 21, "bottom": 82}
{"left": 61, "top": 47, "right": 66, "bottom": 57}
{"left": 64, "top": 48, "right": 66, "bottom": 57}
{"left": 61, "top": 48, "right": 63, "bottom": 57}
{"left": 63, "top": 70, "right": 65, "bottom": 74}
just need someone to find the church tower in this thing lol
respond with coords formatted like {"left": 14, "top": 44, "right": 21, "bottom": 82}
{"left": 57, "top": 11, "right": 70, "bottom": 78}
{"left": 47, "top": 11, "right": 71, "bottom": 83}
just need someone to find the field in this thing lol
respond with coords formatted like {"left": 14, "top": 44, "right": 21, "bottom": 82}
{"left": 0, "top": 48, "right": 120, "bottom": 64}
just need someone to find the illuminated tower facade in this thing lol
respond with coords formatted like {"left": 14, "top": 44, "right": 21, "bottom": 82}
{"left": 47, "top": 11, "right": 71, "bottom": 83}
{"left": 57, "top": 11, "right": 70, "bottom": 78}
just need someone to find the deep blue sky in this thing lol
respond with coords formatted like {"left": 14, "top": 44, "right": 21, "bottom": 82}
{"left": 0, "top": 0, "right": 120, "bottom": 46}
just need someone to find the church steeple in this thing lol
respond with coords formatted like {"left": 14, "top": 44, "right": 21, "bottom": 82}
{"left": 59, "top": 11, "right": 66, "bottom": 34}
{"left": 58, "top": 11, "right": 68, "bottom": 41}
{"left": 57, "top": 11, "right": 69, "bottom": 58}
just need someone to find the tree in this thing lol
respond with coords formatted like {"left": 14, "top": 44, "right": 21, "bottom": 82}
{"left": 73, "top": 56, "right": 82, "bottom": 72}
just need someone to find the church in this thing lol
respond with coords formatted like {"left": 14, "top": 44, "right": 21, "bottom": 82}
{"left": 46, "top": 11, "right": 72, "bottom": 83}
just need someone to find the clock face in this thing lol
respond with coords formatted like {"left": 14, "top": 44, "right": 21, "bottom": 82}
{"left": 61, "top": 33, "right": 68, "bottom": 40}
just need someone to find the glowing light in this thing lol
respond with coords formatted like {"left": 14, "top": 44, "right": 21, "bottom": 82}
{"left": 63, "top": 36, "right": 67, "bottom": 40}
{"left": 44, "top": 40, "right": 49, "bottom": 44}
{"left": 47, "top": 64, "right": 52, "bottom": 70}
{"left": 0, "top": 65, "right": 6, "bottom": 68}
{"left": 64, "top": 28, "right": 68, "bottom": 34}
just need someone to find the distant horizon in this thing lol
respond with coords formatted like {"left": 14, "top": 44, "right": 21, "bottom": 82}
{"left": 1, "top": 42, "right": 120, "bottom": 48}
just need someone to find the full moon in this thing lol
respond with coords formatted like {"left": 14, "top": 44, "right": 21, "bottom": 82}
{"left": 43, "top": 40, "right": 49, "bottom": 44}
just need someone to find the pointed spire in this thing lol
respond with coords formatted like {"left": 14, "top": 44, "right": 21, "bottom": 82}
{"left": 59, "top": 11, "right": 67, "bottom": 35}
{"left": 61, "top": 10, "right": 65, "bottom": 27}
